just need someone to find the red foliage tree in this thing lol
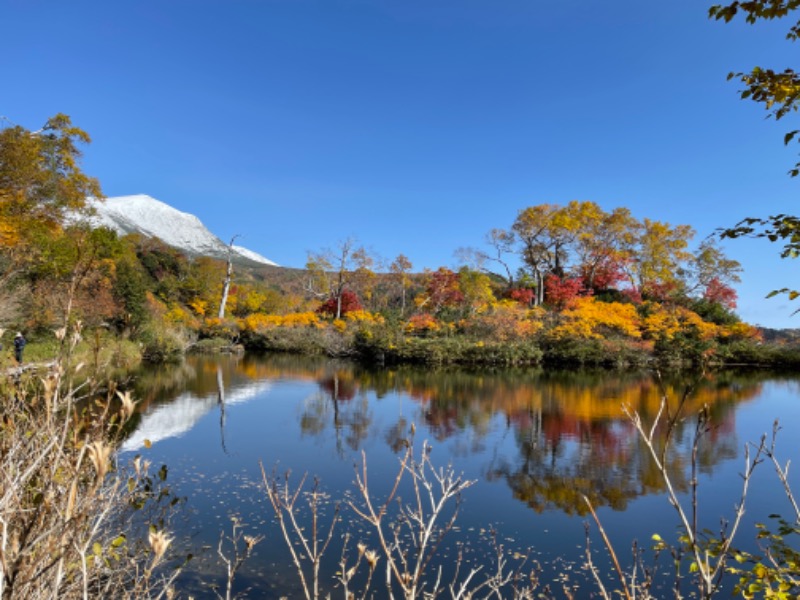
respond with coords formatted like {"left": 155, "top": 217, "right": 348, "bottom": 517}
{"left": 317, "top": 290, "right": 363, "bottom": 317}
{"left": 506, "top": 287, "right": 535, "bottom": 306}
{"left": 580, "top": 258, "right": 628, "bottom": 292}
{"left": 426, "top": 267, "right": 464, "bottom": 311}
{"left": 544, "top": 275, "right": 588, "bottom": 309}
{"left": 644, "top": 280, "right": 680, "bottom": 304}
{"left": 703, "top": 277, "right": 738, "bottom": 309}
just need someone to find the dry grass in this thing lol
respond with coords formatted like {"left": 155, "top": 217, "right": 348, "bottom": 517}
{"left": 0, "top": 322, "right": 180, "bottom": 599}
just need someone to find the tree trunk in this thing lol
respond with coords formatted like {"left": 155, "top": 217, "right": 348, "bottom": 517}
{"left": 218, "top": 236, "right": 239, "bottom": 319}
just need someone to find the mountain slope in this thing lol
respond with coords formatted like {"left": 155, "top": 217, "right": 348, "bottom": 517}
{"left": 86, "top": 194, "right": 277, "bottom": 266}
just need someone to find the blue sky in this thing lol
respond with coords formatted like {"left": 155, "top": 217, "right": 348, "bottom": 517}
{"left": 2, "top": 0, "right": 797, "bottom": 327}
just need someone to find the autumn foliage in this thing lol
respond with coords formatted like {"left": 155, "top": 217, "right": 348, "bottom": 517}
{"left": 0, "top": 115, "right": 770, "bottom": 368}
{"left": 544, "top": 275, "right": 588, "bottom": 310}
{"left": 550, "top": 298, "right": 641, "bottom": 340}
{"left": 506, "top": 288, "right": 535, "bottom": 306}
{"left": 317, "top": 290, "right": 363, "bottom": 317}
{"left": 405, "top": 313, "right": 441, "bottom": 335}
{"left": 703, "top": 277, "right": 738, "bottom": 309}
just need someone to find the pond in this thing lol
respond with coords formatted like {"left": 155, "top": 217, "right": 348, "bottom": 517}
{"left": 121, "top": 353, "right": 800, "bottom": 598}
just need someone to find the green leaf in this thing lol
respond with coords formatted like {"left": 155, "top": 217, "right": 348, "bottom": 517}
{"left": 92, "top": 542, "right": 102, "bottom": 557}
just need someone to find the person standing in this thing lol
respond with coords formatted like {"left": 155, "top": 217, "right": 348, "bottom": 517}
{"left": 13, "top": 332, "right": 26, "bottom": 365}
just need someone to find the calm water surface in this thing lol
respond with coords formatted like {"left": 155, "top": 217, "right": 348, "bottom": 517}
{"left": 121, "top": 353, "right": 800, "bottom": 598}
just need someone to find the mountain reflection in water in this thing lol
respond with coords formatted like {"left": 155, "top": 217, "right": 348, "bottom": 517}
{"left": 118, "top": 354, "right": 799, "bottom": 597}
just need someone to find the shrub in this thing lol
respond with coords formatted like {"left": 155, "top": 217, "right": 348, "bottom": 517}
{"left": 344, "top": 310, "right": 385, "bottom": 326}
{"left": 242, "top": 326, "right": 354, "bottom": 357}
{"left": 641, "top": 304, "right": 718, "bottom": 343}
{"left": 543, "top": 336, "right": 650, "bottom": 368}
{"left": 138, "top": 321, "right": 191, "bottom": 362}
{"left": 405, "top": 313, "right": 441, "bottom": 336}
{"left": 0, "top": 323, "right": 182, "bottom": 598}
{"left": 382, "top": 336, "right": 543, "bottom": 366}
{"left": 316, "top": 290, "right": 363, "bottom": 317}
{"left": 239, "top": 312, "right": 321, "bottom": 332}
{"left": 200, "top": 316, "right": 239, "bottom": 339}
{"left": 461, "top": 301, "right": 544, "bottom": 342}
{"left": 549, "top": 297, "right": 641, "bottom": 340}
{"left": 190, "top": 336, "right": 237, "bottom": 353}
{"left": 506, "top": 287, "right": 535, "bottom": 306}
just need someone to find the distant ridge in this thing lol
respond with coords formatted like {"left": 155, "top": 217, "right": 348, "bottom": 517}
{"left": 85, "top": 194, "right": 277, "bottom": 266}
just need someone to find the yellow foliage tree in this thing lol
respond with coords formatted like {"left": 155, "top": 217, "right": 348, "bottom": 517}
{"left": 457, "top": 267, "right": 496, "bottom": 315}
{"left": 550, "top": 297, "right": 642, "bottom": 340}
{"left": 642, "top": 303, "right": 719, "bottom": 342}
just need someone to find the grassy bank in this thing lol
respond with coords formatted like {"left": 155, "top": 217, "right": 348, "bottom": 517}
{"left": 237, "top": 319, "right": 800, "bottom": 369}
{"left": 8, "top": 330, "right": 142, "bottom": 373}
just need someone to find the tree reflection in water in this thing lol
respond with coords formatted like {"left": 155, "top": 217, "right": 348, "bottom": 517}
{"left": 126, "top": 354, "right": 767, "bottom": 516}
{"left": 217, "top": 365, "right": 228, "bottom": 455}
{"left": 300, "top": 364, "right": 374, "bottom": 456}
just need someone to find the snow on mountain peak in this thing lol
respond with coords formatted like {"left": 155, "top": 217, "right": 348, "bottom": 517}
{"left": 85, "top": 195, "right": 277, "bottom": 266}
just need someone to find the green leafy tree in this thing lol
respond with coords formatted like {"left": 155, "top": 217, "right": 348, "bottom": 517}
{"left": 113, "top": 252, "right": 150, "bottom": 333}
{"left": 688, "top": 239, "right": 743, "bottom": 294}
{"left": 710, "top": 1, "right": 800, "bottom": 177}
{"left": 28, "top": 224, "right": 124, "bottom": 330}
{"left": 712, "top": 2, "right": 800, "bottom": 302}
{"left": 183, "top": 255, "right": 226, "bottom": 316}
{"left": 135, "top": 237, "right": 190, "bottom": 303}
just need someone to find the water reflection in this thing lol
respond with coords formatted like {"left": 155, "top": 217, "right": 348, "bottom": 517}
{"left": 121, "top": 357, "right": 273, "bottom": 452}
{"left": 123, "top": 354, "right": 771, "bottom": 518}
{"left": 301, "top": 371, "right": 373, "bottom": 455}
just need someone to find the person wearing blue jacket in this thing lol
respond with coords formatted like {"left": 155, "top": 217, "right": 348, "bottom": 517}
{"left": 13, "top": 332, "right": 26, "bottom": 364}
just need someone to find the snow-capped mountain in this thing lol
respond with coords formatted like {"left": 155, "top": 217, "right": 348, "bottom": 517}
{"left": 85, "top": 194, "right": 277, "bottom": 266}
